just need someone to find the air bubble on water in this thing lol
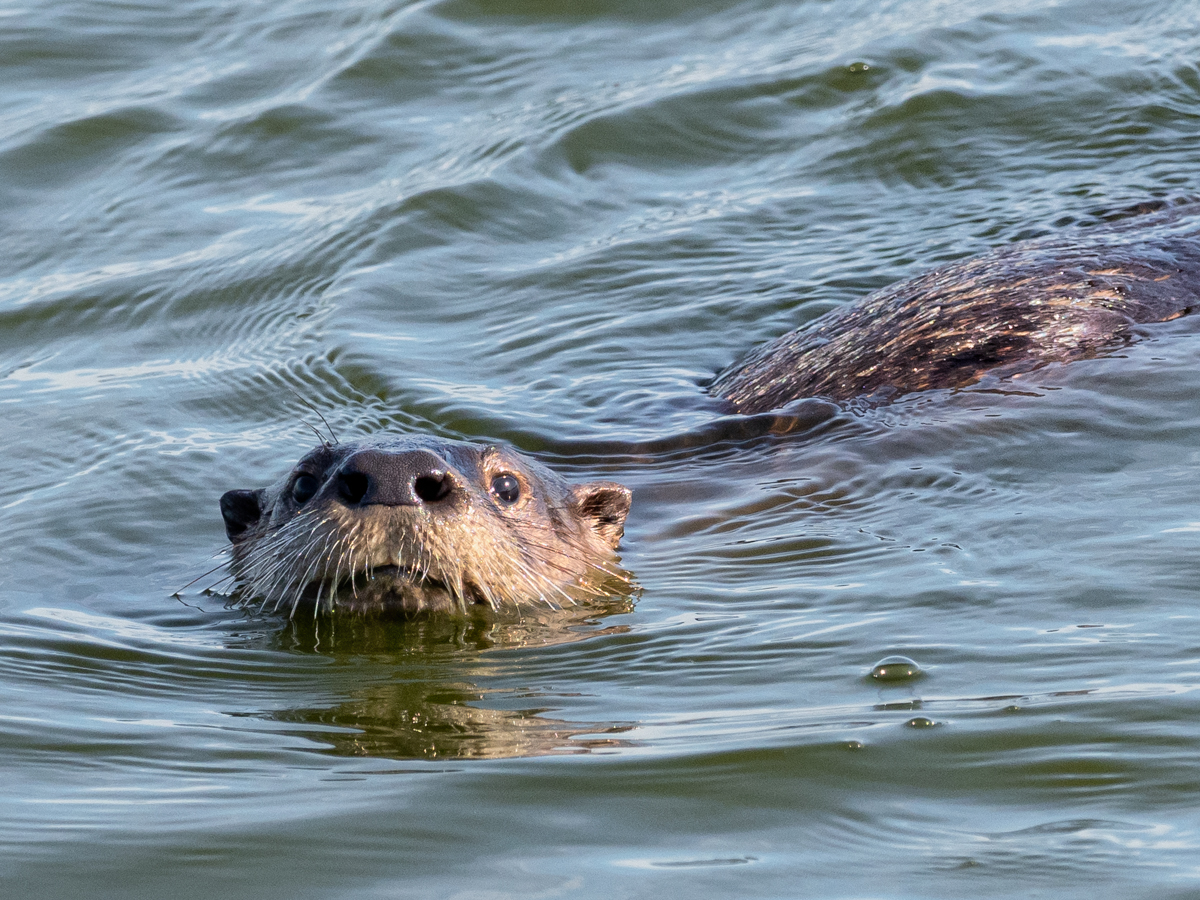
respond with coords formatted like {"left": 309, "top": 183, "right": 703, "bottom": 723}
{"left": 870, "top": 655, "right": 923, "bottom": 681}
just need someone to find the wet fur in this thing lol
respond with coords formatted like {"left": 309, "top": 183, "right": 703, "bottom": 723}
{"left": 222, "top": 436, "right": 632, "bottom": 617}
{"left": 711, "top": 203, "right": 1200, "bottom": 410}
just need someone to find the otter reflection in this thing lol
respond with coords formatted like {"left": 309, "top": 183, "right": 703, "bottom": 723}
{"left": 252, "top": 603, "right": 635, "bottom": 760}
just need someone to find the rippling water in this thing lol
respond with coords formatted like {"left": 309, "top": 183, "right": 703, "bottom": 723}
{"left": 5, "top": 0, "right": 1200, "bottom": 896}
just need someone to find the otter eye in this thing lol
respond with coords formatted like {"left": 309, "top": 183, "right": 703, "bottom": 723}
{"left": 491, "top": 473, "right": 520, "bottom": 505}
{"left": 292, "top": 473, "right": 319, "bottom": 505}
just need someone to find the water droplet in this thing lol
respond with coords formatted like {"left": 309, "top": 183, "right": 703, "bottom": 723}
{"left": 905, "top": 716, "right": 937, "bottom": 728}
{"left": 870, "top": 655, "right": 923, "bottom": 681}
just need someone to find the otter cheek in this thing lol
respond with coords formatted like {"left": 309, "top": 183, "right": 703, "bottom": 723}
{"left": 220, "top": 489, "right": 265, "bottom": 542}
{"left": 567, "top": 481, "right": 632, "bottom": 550}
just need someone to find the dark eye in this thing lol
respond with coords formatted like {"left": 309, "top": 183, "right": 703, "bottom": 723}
{"left": 491, "top": 473, "right": 520, "bottom": 505}
{"left": 292, "top": 473, "right": 319, "bottom": 505}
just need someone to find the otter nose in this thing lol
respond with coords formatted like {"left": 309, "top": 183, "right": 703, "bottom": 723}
{"left": 334, "top": 449, "right": 455, "bottom": 507}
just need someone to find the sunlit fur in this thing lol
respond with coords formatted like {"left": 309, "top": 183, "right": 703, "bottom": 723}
{"left": 223, "top": 436, "right": 632, "bottom": 618}
{"left": 712, "top": 202, "right": 1200, "bottom": 411}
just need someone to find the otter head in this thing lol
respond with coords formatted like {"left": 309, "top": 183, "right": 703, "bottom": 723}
{"left": 220, "top": 436, "right": 632, "bottom": 616}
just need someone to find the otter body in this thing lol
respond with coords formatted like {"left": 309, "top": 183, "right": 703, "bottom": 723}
{"left": 220, "top": 436, "right": 631, "bottom": 616}
{"left": 222, "top": 203, "right": 1200, "bottom": 616}
{"left": 711, "top": 203, "right": 1200, "bottom": 411}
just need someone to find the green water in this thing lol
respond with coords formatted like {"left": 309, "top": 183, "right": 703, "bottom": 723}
{"left": 4, "top": 0, "right": 1200, "bottom": 896}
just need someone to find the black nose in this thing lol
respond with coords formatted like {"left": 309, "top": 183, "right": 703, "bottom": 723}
{"left": 334, "top": 449, "right": 455, "bottom": 507}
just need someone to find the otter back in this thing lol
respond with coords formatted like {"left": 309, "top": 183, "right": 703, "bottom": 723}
{"left": 711, "top": 204, "right": 1200, "bottom": 412}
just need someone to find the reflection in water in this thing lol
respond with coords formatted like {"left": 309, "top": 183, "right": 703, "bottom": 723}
{"left": 244, "top": 600, "right": 636, "bottom": 760}
{"left": 269, "top": 678, "right": 634, "bottom": 760}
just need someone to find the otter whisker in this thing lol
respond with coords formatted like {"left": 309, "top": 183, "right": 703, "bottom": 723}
{"left": 283, "top": 527, "right": 336, "bottom": 617}
{"left": 326, "top": 524, "right": 358, "bottom": 616}
{"left": 284, "top": 384, "right": 340, "bottom": 446}
{"left": 176, "top": 552, "right": 235, "bottom": 595}
{"left": 253, "top": 522, "right": 315, "bottom": 605}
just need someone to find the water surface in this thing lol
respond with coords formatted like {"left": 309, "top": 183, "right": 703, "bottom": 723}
{"left": 4, "top": 0, "right": 1200, "bottom": 896}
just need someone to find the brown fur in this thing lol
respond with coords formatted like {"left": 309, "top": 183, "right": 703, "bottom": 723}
{"left": 220, "top": 436, "right": 631, "bottom": 617}
{"left": 711, "top": 203, "right": 1200, "bottom": 411}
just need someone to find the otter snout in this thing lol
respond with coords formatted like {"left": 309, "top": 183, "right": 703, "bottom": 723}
{"left": 333, "top": 448, "right": 456, "bottom": 507}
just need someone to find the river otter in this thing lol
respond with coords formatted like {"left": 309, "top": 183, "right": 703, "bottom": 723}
{"left": 220, "top": 435, "right": 632, "bottom": 616}
{"left": 222, "top": 202, "right": 1200, "bottom": 616}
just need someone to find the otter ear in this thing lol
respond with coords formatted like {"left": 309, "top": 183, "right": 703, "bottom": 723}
{"left": 220, "top": 489, "right": 265, "bottom": 542}
{"left": 567, "top": 481, "right": 632, "bottom": 550}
